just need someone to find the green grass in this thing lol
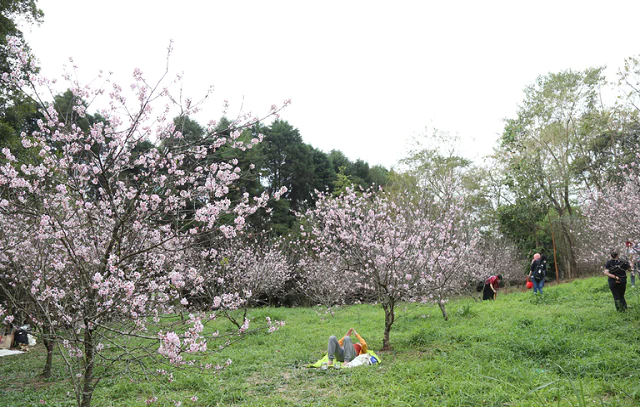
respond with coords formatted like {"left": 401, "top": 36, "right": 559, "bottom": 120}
{"left": 1, "top": 277, "right": 639, "bottom": 406}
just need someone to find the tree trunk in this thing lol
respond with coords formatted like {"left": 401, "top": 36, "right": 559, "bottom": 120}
{"left": 381, "top": 301, "right": 395, "bottom": 351}
{"left": 80, "top": 328, "right": 95, "bottom": 407}
{"left": 559, "top": 220, "right": 578, "bottom": 279}
{"left": 438, "top": 302, "right": 449, "bottom": 321}
{"left": 40, "top": 334, "right": 54, "bottom": 378}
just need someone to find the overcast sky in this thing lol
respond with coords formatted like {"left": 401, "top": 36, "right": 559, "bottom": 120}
{"left": 21, "top": 0, "right": 640, "bottom": 169}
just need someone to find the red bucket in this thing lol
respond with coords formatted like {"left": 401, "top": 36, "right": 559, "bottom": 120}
{"left": 526, "top": 281, "right": 533, "bottom": 289}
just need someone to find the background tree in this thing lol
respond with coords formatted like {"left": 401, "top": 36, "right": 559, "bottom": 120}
{"left": 497, "top": 68, "right": 609, "bottom": 279}
{"left": 0, "top": 0, "right": 43, "bottom": 97}
{"left": 0, "top": 0, "right": 43, "bottom": 159}
{"left": 328, "top": 148, "right": 390, "bottom": 191}
{"left": 261, "top": 120, "right": 314, "bottom": 210}
{"left": 578, "top": 168, "right": 640, "bottom": 268}
{"left": 0, "top": 94, "right": 40, "bottom": 161}
{"left": 296, "top": 184, "right": 478, "bottom": 350}
{"left": 310, "top": 146, "right": 337, "bottom": 194}
{"left": 191, "top": 233, "right": 293, "bottom": 329}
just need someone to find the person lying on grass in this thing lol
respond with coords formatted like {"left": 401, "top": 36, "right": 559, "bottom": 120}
{"left": 327, "top": 327, "right": 368, "bottom": 367}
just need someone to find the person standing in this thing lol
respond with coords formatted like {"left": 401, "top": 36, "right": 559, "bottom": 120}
{"left": 529, "top": 254, "right": 547, "bottom": 295}
{"left": 531, "top": 253, "right": 540, "bottom": 265}
{"left": 482, "top": 274, "right": 503, "bottom": 300}
{"left": 603, "top": 250, "right": 631, "bottom": 311}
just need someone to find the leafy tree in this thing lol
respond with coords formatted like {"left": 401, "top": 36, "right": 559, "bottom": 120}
{"left": 310, "top": 146, "right": 336, "bottom": 194}
{"left": 0, "top": 0, "right": 43, "bottom": 106}
{"left": 498, "top": 68, "right": 608, "bottom": 279}
{"left": 496, "top": 197, "right": 548, "bottom": 253}
{"left": 400, "top": 146, "right": 472, "bottom": 200}
{"left": 331, "top": 166, "right": 353, "bottom": 196}
{"left": 0, "top": 93, "right": 40, "bottom": 161}
{"left": 328, "top": 149, "right": 351, "bottom": 175}
{"left": 398, "top": 131, "right": 501, "bottom": 233}
{"left": 261, "top": 120, "right": 314, "bottom": 210}
{"left": 327, "top": 149, "right": 391, "bottom": 192}
{"left": 618, "top": 55, "right": 640, "bottom": 118}
{"left": 1, "top": 0, "right": 43, "bottom": 157}
{"left": 349, "top": 158, "right": 370, "bottom": 186}
{"left": 368, "top": 164, "right": 390, "bottom": 187}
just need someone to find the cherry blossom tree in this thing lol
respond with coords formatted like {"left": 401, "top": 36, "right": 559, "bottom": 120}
{"left": 472, "top": 237, "right": 525, "bottom": 289}
{"left": 296, "top": 185, "right": 480, "bottom": 350}
{"left": 295, "top": 254, "right": 360, "bottom": 309}
{"left": 188, "top": 234, "right": 293, "bottom": 328}
{"left": 0, "top": 37, "right": 288, "bottom": 407}
{"left": 578, "top": 160, "right": 640, "bottom": 265}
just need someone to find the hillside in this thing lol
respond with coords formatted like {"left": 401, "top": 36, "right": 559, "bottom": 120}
{"left": 1, "top": 277, "right": 639, "bottom": 406}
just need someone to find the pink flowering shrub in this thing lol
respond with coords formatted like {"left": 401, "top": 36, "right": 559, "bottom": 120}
{"left": 0, "top": 37, "right": 288, "bottom": 407}
{"left": 176, "top": 234, "right": 293, "bottom": 328}
{"left": 295, "top": 186, "right": 480, "bottom": 350}
{"left": 578, "top": 160, "right": 640, "bottom": 267}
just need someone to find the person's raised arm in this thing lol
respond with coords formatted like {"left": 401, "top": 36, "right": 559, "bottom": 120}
{"left": 338, "top": 328, "right": 353, "bottom": 346}
{"left": 354, "top": 331, "right": 368, "bottom": 354}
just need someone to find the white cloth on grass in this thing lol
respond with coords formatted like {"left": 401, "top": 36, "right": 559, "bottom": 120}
{"left": 0, "top": 349, "right": 24, "bottom": 357}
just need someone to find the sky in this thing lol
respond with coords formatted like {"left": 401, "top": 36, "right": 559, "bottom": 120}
{"left": 20, "top": 0, "right": 640, "bottom": 169}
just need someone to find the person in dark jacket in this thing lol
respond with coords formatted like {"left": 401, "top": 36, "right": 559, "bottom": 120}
{"left": 529, "top": 254, "right": 547, "bottom": 294}
{"left": 603, "top": 250, "right": 630, "bottom": 311}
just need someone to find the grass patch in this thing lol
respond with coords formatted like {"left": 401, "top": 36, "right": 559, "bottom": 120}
{"left": 1, "top": 277, "right": 639, "bottom": 406}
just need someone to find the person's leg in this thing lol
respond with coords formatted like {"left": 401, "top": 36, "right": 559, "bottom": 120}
{"left": 482, "top": 284, "right": 492, "bottom": 300}
{"left": 342, "top": 336, "right": 356, "bottom": 362}
{"left": 619, "top": 280, "right": 628, "bottom": 310}
{"left": 327, "top": 336, "right": 344, "bottom": 364}
{"left": 539, "top": 278, "right": 544, "bottom": 295}
{"left": 609, "top": 280, "right": 624, "bottom": 311}
{"left": 608, "top": 279, "right": 619, "bottom": 310}
{"left": 532, "top": 279, "right": 540, "bottom": 294}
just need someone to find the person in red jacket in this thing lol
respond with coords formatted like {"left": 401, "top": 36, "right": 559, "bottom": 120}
{"left": 327, "top": 328, "right": 368, "bottom": 367}
{"left": 482, "top": 274, "right": 503, "bottom": 300}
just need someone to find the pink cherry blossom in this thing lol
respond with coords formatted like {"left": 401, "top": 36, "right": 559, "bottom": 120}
{"left": 0, "top": 36, "right": 289, "bottom": 406}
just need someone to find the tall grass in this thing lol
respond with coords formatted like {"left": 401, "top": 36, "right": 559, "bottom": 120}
{"left": 1, "top": 277, "right": 639, "bottom": 406}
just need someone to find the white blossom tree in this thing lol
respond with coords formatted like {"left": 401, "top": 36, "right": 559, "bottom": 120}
{"left": 578, "top": 160, "right": 640, "bottom": 265}
{"left": 296, "top": 185, "right": 479, "bottom": 350}
{"left": 190, "top": 234, "right": 293, "bottom": 328}
{"left": 0, "top": 37, "right": 287, "bottom": 407}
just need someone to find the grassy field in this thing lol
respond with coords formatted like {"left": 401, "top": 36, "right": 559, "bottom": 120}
{"left": 1, "top": 276, "right": 639, "bottom": 406}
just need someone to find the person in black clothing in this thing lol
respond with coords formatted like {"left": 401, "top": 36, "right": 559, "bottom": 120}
{"left": 529, "top": 254, "right": 547, "bottom": 295}
{"left": 603, "top": 250, "right": 631, "bottom": 311}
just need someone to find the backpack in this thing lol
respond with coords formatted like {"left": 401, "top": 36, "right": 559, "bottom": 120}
{"left": 609, "top": 259, "right": 629, "bottom": 276}
{"left": 533, "top": 262, "right": 545, "bottom": 281}
{"left": 13, "top": 329, "right": 28, "bottom": 346}
{"left": 475, "top": 278, "right": 486, "bottom": 292}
